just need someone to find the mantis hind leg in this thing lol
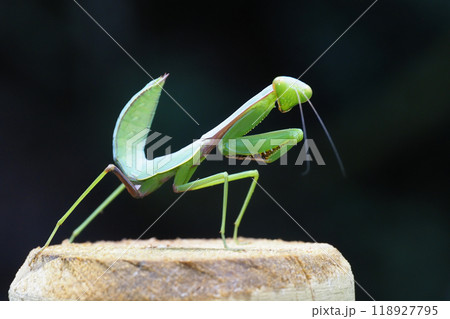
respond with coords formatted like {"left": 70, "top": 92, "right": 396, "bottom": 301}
{"left": 69, "top": 184, "right": 126, "bottom": 243}
{"left": 174, "top": 169, "right": 259, "bottom": 248}
{"left": 40, "top": 164, "right": 139, "bottom": 252}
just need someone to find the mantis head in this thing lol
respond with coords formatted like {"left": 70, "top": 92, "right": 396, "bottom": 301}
{"left": 273, "top": 76, "right": 346, "bottom": 177}
{"left": 273, "top": 76, "right": 312, "bottom": 113}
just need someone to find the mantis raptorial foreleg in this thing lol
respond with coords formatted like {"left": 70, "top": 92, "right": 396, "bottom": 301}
{"left": 174, "top": 169, "right": 259, "bottom": 248}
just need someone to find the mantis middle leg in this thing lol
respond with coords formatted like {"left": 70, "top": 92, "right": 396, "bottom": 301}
{"left": 174, "top": 169, "right": 259, "bottom": 248}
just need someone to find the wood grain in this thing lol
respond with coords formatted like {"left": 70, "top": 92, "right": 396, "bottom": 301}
{"left": 9, "top": 238, "right": 354, "bottom": 300}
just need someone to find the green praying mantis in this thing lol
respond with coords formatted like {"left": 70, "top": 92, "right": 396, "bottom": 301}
{"left": 40, "top": 74, "right": 343, "bottom": 251}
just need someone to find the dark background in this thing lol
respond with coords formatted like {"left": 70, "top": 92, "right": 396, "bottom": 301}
{"left": 1, "top": 1, "right": 449, "bottom": 301}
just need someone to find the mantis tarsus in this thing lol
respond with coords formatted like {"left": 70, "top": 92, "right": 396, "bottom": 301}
{"left": 41, "top": 74, "right": 340, "bottom": 251}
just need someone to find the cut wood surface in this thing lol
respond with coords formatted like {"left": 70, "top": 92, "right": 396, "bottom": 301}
{"left": 9, "top": 238, "right": 354, "bottom": 301}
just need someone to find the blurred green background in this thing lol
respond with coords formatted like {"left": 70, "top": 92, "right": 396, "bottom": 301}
{"left": 0, "top": 1, "right": 449, "bottom": 300}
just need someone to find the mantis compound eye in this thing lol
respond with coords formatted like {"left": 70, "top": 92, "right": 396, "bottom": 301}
{"left": 273, "top": 76, "right": 312, "bottom": 113}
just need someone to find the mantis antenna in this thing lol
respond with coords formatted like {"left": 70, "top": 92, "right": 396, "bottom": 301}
{"left": 301, "top": 92, "right": 347, "bottom": 177}
{"left": 295, "top": 91, "right": 310, "bottom": 176}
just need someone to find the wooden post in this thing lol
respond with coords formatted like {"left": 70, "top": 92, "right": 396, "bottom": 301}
{"left": 9, "top": 238, "right": 354, "bottom": 300}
